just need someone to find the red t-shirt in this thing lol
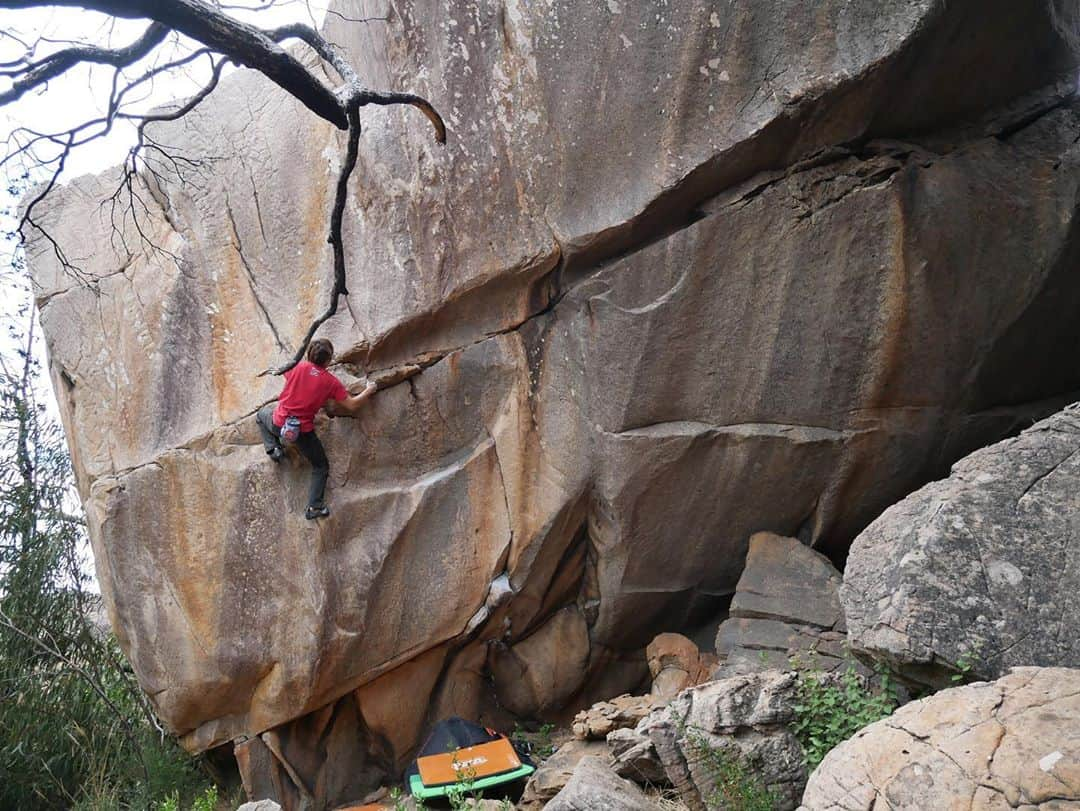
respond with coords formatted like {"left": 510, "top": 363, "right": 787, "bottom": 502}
{"left": 272, "top": 360, "right": 349, "bottom": 433}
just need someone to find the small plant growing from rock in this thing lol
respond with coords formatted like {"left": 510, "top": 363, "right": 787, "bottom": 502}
{"left": 536, "top": 722, "right": 557, "bottom": 758}
{"left": 792, "top": 663, "right": 898, "bottom": 770}
{"left": 512, "top": 720, "right": 557, "bottom": 759}
{"left": 191, "top": 785, "right": 217, "bottom": 811}
{"left": 155, "top": 785, "right": 217, "bottom": 811}
{"left": 681, "top": 726, "right": 778, "bottom": 811}
{"left": 389, "top": 783, "right": 426, "bottom": 809}
{"left": 950, "top": 641, "right": 984, "bottom": 685}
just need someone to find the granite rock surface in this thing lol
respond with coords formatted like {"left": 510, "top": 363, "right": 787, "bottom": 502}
{"left": 23, "top": 0, "right": 1080, "bottom": 807}
{"left": 799, "top": 667, "right": 1080, "bottom": 810}
{"left": 844, "top": 406, "right": 1080, "bottom": 688}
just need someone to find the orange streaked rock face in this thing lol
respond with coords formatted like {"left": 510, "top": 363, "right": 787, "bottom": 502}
{"left": 26, "top": 0, "right": 1080, "bottom": 807}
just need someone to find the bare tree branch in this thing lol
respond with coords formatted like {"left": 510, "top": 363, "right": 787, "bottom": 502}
{"left": 0, "top": 22, "right": 169, "bottom": 106}
{"left": 100, "top": 56, "right": 228, "bottom": 267}
{"left": 357, "top": 89, "right": 447, "bottom": 143}
{"left": 2, "top": 0, "right": 448, "bottom": 376}
{"left": 265, "top": 21, "right": 445, "bottom": 141}
{"left": 1, "top": 0, "right": 350, "bottom": 127}
{"left": 260, "top": 99, "right": 362, "bottom": 376}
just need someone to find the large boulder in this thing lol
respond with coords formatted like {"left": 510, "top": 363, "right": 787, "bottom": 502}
{"left": 799, "top": 667, "right": 1080, "bottom": 810}
{"left": 843, "top": 406, "right": 1080, "bottom": 688}
{"left": 633, "top": 671, "right": 808, "bottom": 810}
{"left": 518, "top": 739, "right": 609, "bottom": 811}
{"left": 24, "top": 0, "right": 1080, "bottom": 807}
{"left": 545, "top": 756, "right": 659, "bottom": 811}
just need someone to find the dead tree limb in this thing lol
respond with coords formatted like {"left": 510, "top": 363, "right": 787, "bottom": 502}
{"left": 0, "top": 22, "right": 169, "bottom": 106}
{"left": 1, "top": 0, "right": 447, "bottom": 374}
{"left": 261, "top": 100, "right": 362, "bottom": 376}
{"left": 1, "top": 0, "right": 348, "bottom": 127}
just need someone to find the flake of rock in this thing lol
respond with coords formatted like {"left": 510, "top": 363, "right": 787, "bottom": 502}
{"left": 518, "top": 739, "right": 609, "bottom": 810}
{"left": 714, "top": 533, "right": 847, "bottom": 679}
{"left": 546, "top": 756, "right": 661, "bottom": 811}
{"left": 609, "top": 726, "right": 667, "bottom": 786}
{"left": 572, "top": 694, "right": 662, "bottom": 741}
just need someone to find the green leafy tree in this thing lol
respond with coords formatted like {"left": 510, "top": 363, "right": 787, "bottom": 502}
{"left": 0, "top": 309, "right": 210, "bottom": 809}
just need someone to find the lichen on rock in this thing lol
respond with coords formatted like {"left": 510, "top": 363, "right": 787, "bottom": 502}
{"left": 799, "top": 667, "right": 1080, "bottom": 810}
{"left": 844, "top": 406, "right": 1080, "bottom": 688}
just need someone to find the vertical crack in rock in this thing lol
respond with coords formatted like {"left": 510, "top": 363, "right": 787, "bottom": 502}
{"left": 224, "top": 194, "right": 289, "bottom": 352}
{"left": 237, "top": 152, "right": 272, "bottom": 246}
{"left": 487, "top": 428, "right": 515, "bottom": 551}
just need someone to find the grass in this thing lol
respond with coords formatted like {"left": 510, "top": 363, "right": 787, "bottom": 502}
{"left": 680, "top": 726, "right": 779, "bottom": 811}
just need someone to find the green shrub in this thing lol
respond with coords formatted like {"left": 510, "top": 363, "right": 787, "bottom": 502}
{"left": 443, "top": 747, "right": 478, "bottom": 810}
{"left": 535, "top": 722, "right": 556, "bottom": 758}
{"left": 512, "top": 720, "right": 557, "bottom": 759}
{"left": 191, "top": 784, "right": 218, "bottom": 811}
{"left": 791, "top": 664, "right": 897, "bottom": 770}
{"left": 388, "top": 785, "right": 419, "bottom": 810}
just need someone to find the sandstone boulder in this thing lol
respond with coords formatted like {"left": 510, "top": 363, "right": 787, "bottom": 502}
{"left": 545, "top": 756, "right": 659, "bottom": 811}
{"left": 647, "top": 633, "right": 715, "bottom": 699}
{"left": 637, "top": 670, "right": 807, "bottom": 810}
{"left": 488, "top": 605, "right": 591, "bottom": 717}
{"left": 844, "top": 406, "right": 1080, "bottom": 688}
{"left": 24, "top": 0, "right": 1080, "bottom": 807}
{"left": 518, "top": 739, "right": 608, "bottom": 811}
{"left": 799, "top": 667, "right": 1080, "bottom": 810}
{"left": 714, "top": 533, "right": 847, "bottom": 678}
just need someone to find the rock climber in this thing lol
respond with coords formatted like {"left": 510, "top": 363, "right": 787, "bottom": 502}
{"left": 256, "top": 338, "right": 377, "bottom": 520}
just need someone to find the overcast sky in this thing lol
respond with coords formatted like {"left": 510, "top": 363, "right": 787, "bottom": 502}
{"left": 0, "top": 2, "right": 332, "bottom": 177}
{"left": 0, "top": 3, "right": 334, "bottom": 585}
{"left": 0, "top": 2, "right": 333, "bottom": 365}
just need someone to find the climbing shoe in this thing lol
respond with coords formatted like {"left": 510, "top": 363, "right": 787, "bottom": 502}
{"left": 267, "top": 446, "right": 284, "bottom": 463}
{"left": 305, "top": 504, "right": 330, "bottom": 520}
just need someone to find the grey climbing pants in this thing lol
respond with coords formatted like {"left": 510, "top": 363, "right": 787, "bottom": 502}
{"left": 256, "top": 404, "right": 330, "bottom": 509}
